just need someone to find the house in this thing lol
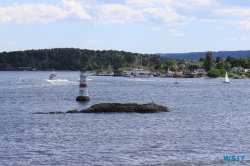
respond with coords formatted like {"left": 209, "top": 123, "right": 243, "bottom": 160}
{"left": 244, "top": 69, "right": 250, "bottom": 72}
{"left": 231, "top": 67, "right": 244, "bottom": 73}
{"left": 194, "top": 69, "right": 206, "bottom": 77}
{"left": 130, "top": 68, "right": 151, "bottom": 75}
{"left": 123, "top": 68, "right": 151, "bottom": 77}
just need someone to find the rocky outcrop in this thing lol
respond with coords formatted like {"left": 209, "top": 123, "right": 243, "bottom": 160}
{"left": 34, "top": 103, "right": 169, "bottom": 114}
{"left": 73, "top": 103, "right": 169, "bottom": 113}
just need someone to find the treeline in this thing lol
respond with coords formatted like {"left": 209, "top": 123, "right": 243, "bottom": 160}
{"left": 0, "top": 48, "right": 166, "bottom": 71}
{"left": 200, "top": 51, "right": 250, "bottom": 77}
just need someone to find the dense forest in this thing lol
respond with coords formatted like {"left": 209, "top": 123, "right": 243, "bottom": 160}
{"left": 0, "top": 48, "right": 167, "bottom": 72}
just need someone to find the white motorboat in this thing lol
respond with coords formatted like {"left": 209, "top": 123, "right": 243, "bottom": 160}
{"left": 49, "top": 71, "right": 58, "bottom": 80}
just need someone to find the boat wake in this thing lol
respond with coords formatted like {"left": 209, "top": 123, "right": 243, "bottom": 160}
{"left": 45, "top": 79, "right": 76, "bottom": 84}
{"left": 125, "top": 78, "right": 160, "bottom": 82}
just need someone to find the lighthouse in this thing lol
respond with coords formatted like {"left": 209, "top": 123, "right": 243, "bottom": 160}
{"left": 76, "top": 71, "right": 90, "bottom": 101}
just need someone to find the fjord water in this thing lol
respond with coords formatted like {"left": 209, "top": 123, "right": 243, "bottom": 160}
{"left": 0, "top": 71, "right": 249, "bottom": 166}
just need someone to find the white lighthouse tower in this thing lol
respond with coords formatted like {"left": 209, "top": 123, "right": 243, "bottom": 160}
{"left": 76, "top": 71, "right": 90, "bottom": 101}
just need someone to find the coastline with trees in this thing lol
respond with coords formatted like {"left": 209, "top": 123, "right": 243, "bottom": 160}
{"left": 0, "top": 48, "right": 250, "bottom": 78}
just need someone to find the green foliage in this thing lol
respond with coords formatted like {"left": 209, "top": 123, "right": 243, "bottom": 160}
{"left": 207, "top": 68, "right": 220, "bottom": 78}
{"left": 228, "top": 72, "right": 235, "bottom": 78}
{"left": 113, "top": 103, "right": 137, "bottom": 106}
{"left": 165, "top": 59, "right": 177, "bottom": 71}
{"left": 0, "top": 48, "right": 167, "bottom": 71}
{"left": 204, "top": 51, "right": 213, "bottom": 71}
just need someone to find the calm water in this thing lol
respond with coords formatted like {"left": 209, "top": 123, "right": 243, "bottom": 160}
{"left": 0, "top": 71, "right": 250, "bottom": 166}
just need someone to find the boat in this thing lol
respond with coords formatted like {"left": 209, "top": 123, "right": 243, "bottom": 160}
{"left": 173, "top": 81, "right": 178, "bottom": 84}
{"left": 173, "top": 73, "right": 185, "bottom": 78}
{"left": 223, "top": 71, "right": 229, "bottom": 83}
{"left": 96, "top": 72, "right": 114, "bottom": 76}
{"left": 173, "top": 73, "right": 195, "bottom": 78}
{"left": 134, "top": 74, "right": 154, "bottom": 78}
{"left": 49, "top": 71, "right": 58, "bottom": 80}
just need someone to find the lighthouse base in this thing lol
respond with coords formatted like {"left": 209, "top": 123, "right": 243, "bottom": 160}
{"left": 76, "top": 96, "right": 90, "bottom": 101}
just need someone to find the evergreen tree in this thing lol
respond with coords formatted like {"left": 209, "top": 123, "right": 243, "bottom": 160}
{"left": 204, "top": 51, "right": 213, "bottom": 71}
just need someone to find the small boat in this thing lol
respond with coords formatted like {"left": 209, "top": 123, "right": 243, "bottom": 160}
{"left": 174, "top": 81, "right": 178, "bottom": 84}
{"left": 49, "top": 71, "right": 58, "bottom": 80}
{"left": 134, "top": 74, "right": 154, "bottom": 78}
{"left": 223, "top": 71, "right": 229, "bottom": 83}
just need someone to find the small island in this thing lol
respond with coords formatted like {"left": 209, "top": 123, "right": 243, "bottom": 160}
{"left": 35, "top": 103, "right": 169, "bottom": 114}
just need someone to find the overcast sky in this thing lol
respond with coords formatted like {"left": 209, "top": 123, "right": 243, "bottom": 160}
{"left": 1, "top": 0, "right": 250, "bottom": 53}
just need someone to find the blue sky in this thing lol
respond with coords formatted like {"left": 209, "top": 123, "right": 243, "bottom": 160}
{"left": 0, "top": 0, "right": 250, "bottom": 53}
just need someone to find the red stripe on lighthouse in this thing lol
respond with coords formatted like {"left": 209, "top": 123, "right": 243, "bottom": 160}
{"left": 79, "top": 84, "right": 87, "bottom": 88}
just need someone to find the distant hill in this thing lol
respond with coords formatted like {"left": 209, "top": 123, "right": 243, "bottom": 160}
{"left": 157, "top": 50, "right": 250, "bottom": 60}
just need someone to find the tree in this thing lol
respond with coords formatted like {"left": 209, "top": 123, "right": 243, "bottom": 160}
{"left": 224, "top": 62, "right": 231, "bottom": 71}
{"left": 226, "top": 55, "right": 235, "bottom": 64}
{"left": 165, "top": 59, "right": 176, "bottom": 71}
{"left": 199, "top": 57, "right": 205, "bottom": 62}
{"left": 207, "top": 68, "right": 220, "bottom": 78}
{"left": 204, "top": 51, "right": 213, "bottom": 71}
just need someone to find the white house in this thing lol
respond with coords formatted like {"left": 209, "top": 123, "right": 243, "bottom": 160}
{"left": 194, "top": 69, "right": 207, "bottom": 76}
{"left": 231, "top": 67, "right": 244, "bottom": 73}
{"left": 244, "top": 69, "right": 250, "bottom": 72}
{"left": 131, "top": 68, "right": 151, "bottom": 75}
{"left": 123, "top": 68, "right": 151, "bottom": 77}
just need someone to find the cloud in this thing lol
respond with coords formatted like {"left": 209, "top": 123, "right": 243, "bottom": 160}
{"left": 0, "top": 40, "right": 17, "bottom": 45}
{"left": 210, "top": 7, "right": 250, "bottom": 30}
{"left": 90, "top": 4, "right": 145, "bottom": 24}
{"left": 125, "top": 0, "right": 154, "bottom": 6}
{"left": 232, "top": 20, "right": 250, "bottom": 30}
{"left": 224, "top": 37, "right": 250, "bottom": 41}
{"left": 142, "top": 6, "right": 188, "bottom": 25}
{"left": 0, "top": 0, "right": 192, "bottom": 26}
{"left": 151, "top": 27, "right": 163, "bottom": 31}
{"left": 85, "top": 40, "right": 103, "bottom": 43}
{"left": 168, "top": 29, "right": 185, "bottom": 36}
{"left": 213, "top": 8, "right": 250, "bottom": 18}
{"left": 0, "top": 0, "right": 232, "bottom": 27}
{"left": 0, "top": 0, "right": 91, "bottom": 24}
{"left": 125, "top": 0, "right": 216, "bottom": 7}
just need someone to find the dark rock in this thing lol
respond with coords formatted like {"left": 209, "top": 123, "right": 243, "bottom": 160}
{"left": 34, "top": 103, "right": 169, "bottom": 114}
{"left": 78, "top": 103, "right": 169, "bottom": 113}
{"left": 66, "top": 109, "right": 79, "bottom": 113}
{"left": 76, "top": 96, "right": 90, "bottom": 101}
{"left": 34, "top": 111, "right": 65, "bottom": 114}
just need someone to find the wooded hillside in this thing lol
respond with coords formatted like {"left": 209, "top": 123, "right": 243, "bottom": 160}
{"left": 0, "top": 48, "right": 166, "bottom": 71}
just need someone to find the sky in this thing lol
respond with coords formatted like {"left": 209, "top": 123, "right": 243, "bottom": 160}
{"left": 0, "top": 0, "right": 250, "bottom": 54}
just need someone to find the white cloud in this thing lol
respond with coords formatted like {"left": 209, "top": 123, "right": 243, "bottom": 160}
{"left": 125, "top": 0, "right": 216, "bottom": 7}
{"left": 168, "top": 29, "right": 185, "bottom": 36}
{"left": 90, "top": 4, "right": 145, "bottom": 24}
{"left": 0, "top": 1, "right": 91, "bottom": 24}
{"left": 224, "top": 37, "right": 250, "bottom": 41}
{"left": 142, "top": 6, "right": 188, "bottom": 25}
{"left": 213, "top": 8, "right": 250, "bottom": 18}
{"left": 58, "top": 0, "right": 92, "bottom": 19}
{"left": 151, "top": 27, "right": 163, "bottom": 31}
{"left": 211, "top": 7, "right": 250, "bottom": 30}
{"left": 232, "top": 20, "right": 250, "bottom": 30}
{"left": 0, "top": 40, "right": 17, "bottom": 45}
{"left": 224, "top": 38, "right": 238, "bottom": 41}
{"left": 0, "top": 0, "right": 193, "bottom": 25}
{"left": 125, "top": 0, "right": 154, "bottom": 6}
